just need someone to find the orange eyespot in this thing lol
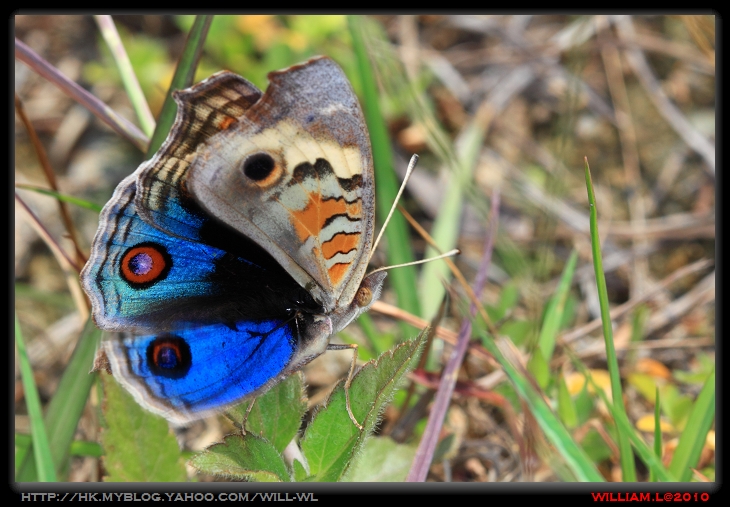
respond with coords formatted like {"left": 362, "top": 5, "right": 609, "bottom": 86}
{"left": 120, "top": 243, "right": 170, "bottom": 287}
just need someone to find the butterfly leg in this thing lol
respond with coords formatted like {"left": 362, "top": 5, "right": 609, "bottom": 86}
{"left": 326, "top": 343, "right": 363, "bottom": 431}
{"left": 240, "top": 396, "right": 258, "bottom": 436}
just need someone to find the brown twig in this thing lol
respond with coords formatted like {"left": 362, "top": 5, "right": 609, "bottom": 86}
{"left": 15, "top": 94, "right": 87, "bottom": 266}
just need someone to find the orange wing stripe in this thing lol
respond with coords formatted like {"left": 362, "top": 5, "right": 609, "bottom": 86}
{"left": 327, "top": 263, "right": 350, "bottom": 286}
{"left": 292, "top": 192, "right": 361, "bottom": 241}
{"left": 322, "top": 232, "right": 360, "bottom": 260}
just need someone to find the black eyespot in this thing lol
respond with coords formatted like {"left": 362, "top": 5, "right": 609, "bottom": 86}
{"left": 147, "top": 335, "right": 192, "bottom": 379}
{"left": 243, "top": 153, "right": 276, "bottom": 181}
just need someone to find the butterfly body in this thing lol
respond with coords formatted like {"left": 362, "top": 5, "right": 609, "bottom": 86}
{"left": 81, "top": 57, "right": 385, "bottom": 425}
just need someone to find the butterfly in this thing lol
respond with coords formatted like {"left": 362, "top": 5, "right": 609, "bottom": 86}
{"left": 80, "top": 56, "right": 386, "bottom": 427}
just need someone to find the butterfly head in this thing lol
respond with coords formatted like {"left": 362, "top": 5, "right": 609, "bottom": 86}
{"left": 330, "top": 271, "right": 387, "bottom": 335}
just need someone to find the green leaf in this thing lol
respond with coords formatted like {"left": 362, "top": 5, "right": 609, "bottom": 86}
{"left": 14, "top": 184, "right": 103, "bottom": 213}
{"left": 669, "top": 370, "right": 715, "bottom": 481}
{"left": 527, "top": 348, "right": 550, "bottom": 390}
{"left": 496, "top": 283, "right": 520, "bottom": 319}
{"left": 482, "top": 336, "right": 605, "bottom": 481}
{"left": 16, "top": 318, "right": 101, "bottom": 482}
{"left": 498, "top": 319, "right": 534, "bottom": 347}
{"left": 301, "top": 329, "right": 426, "bottom": 481}
{"left": 225, "top": 373, "right": 307, "bottom": 454}
{"left": 661, "top": 384, "right": 694, "bottom": 430}
{"left": 147, "top": 15, "right": 213, "bottom": 157}
{"left": 342, "top": 437, "right": 417, "bottom": 482}
{"left": 584, "top": 160, "right": 636, "bottom": 481}
{"left": 538, "top": 249, "right": 578, "bottom": 361}
{"left": 557, "top": 373, "right": 578, "bottom": 429}
{"left": 348, "top": 16, "right": 420, "bottom": 327}
{"left": 574, "top": 383, "right": 595, "bottom": 426}
{"left": 292, "top": 457, "right": 309, "bottom": 482}
{"left": 100, "top": 373, "right": 187, "bottom": 482}
{"left": 15, "top": 314, "right": 56, "bottom": 482}
{"left": 650, "top": 387, "right": 662, "bottom": 482}
{"left": 628, "top": 372, "right": 660, "bottom": 404}
{"left": 575, "top": 362, "right": 676, "bottom": 481}
{"left": 191, "top": 434, "right": 290, "bottom": 482}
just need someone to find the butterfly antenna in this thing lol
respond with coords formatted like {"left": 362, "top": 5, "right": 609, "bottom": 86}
{"left": 369, "top": 154, "right": 419, "bottom": 263}
{"left": 367, "top": 248, "right": 460, "bottom": 276}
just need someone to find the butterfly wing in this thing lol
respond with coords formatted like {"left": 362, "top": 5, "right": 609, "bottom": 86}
{"left": 81, "top": 175, "right": 318, "bottom": 332}
{"left": 185, "top": 57, "right": 375, "bottom": 312}
{"left": 105, "top": 320, "right": 298, "bottom": 425}
{"left": 81, "top": 58, "right": 382, "bottom": 424}
{"left": 134, "top": 71, "right": 263, "bottom": 242}
{"left": 81, "top": 175, "right": 324, "bottom": 424}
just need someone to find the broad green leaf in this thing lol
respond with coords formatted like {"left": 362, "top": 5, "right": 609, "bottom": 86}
{"left": 100, "top": 373, "right": 187, "bottom": 482}
{"left": 343, "top": 437, "right": 417, "bottom": 482}
{"left": 191, "top": 434, "right": 290, "bottom": 482}
{"left": 628, "top": 372, "right": 661, "bottom": 404}
{"left": 574, "top": 383, "right": 595, "bottom": 426}
{"left": 292, "top": 457, "right": 309, "bottom": 482}
{"left": 498, "top": 320, "right": 534, "bottom": 347}
{"left": 225, "top": 373, "right": 307, "bottom": 454}
{"left": 301, "top": 329, "right": 426, "bottom": 481}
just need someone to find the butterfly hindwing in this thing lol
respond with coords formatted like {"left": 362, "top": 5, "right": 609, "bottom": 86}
{"left": 135, "top": 71, "right": 263, "bottom": 241}
{"left": 82, "top": 175, "right": 229, "bottom": 331}
{"left": 106, "top": 320, "right": 296, "bottom": 424}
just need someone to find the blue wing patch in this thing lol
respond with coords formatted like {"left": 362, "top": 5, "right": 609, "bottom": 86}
{"left": 105, "top": 320, "right": 296, "bottom": 424}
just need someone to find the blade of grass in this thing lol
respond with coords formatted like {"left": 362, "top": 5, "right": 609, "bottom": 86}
{"left": 15, "top": 314, "right": 57, "bottom": 482}
{"left": 15, "top": 318, "right": 101, "bottom": 482}
{"left": 418, "top": 116, "right": 484, "bottom": 321}
{"left": 650, "top": 387, "right": 662, "bottom": 482}
{"left": 146, "top": 15, "right": 213, "bottom": 157}
{"left": 584, "top": 158, "right": 636, "bottom": 481}
{"left": 668, "top": 370, "right": 715, "bottom": 481}
{"left": 15, "top": 435, "right": 102, "bottom": 459}
{"left": 571, "top": 359, "right": 676, "bottom": 481}
{"left": 483, "top": 337, "right": 605, "bottom": 481}
{"left": 15, "top": 184, "right": 103, "bottom": 213}
{"left": 95, "top": 15, "right": 156, "bottom": 137}
{"left": 348, "top": 16, "right": 420, "bottom": 327}
{"left": 539, "top": 249, "right": 579, "bottom": 361}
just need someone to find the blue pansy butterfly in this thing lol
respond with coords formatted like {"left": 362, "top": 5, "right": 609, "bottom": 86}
{"left": 81, "top": 57, "right": 386, "bottom": 426}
